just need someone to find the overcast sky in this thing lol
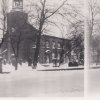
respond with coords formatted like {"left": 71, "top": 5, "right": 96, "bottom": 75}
{"left": 0, "top": 0, "right": 84, "bottom": 38}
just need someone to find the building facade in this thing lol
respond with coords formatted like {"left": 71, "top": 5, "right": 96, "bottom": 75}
{"left": 39, "top": 35, "right": 71, "bottom": 64}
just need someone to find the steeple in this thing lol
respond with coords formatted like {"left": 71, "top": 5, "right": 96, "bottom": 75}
{"left": 12, "top": 0, "right": 23, "bottom": 11}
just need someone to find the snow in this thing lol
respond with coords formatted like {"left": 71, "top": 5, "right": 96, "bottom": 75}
{"left": 88, "top": 68, "right": 100, "bottom": 96}
{"left": 0, "top": 63, "right": 84, "bottom": 97}
{"left": 2, "top": 64, "right": 15, "bottom": 72}
{"left": 2, "top": 63, "right": 32, "bottom": 73}
{"left": 90, "top": 63, "right": 100, "bottom": 68}
{"left": 2, "top": 62, "right": 84, "bottom": 73}
{"left": 37, "top": 63, "right": 84, "bottom": 70}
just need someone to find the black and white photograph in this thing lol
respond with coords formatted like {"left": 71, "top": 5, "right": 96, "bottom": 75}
{"left": 0, "top": 0, "right": 84, "bottom": 97}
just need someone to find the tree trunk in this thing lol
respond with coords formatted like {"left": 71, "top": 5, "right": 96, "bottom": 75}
{"left": 59, "top": 40, "right": 65, "bottom": 66}
{"left": 59, "top": 51, "right": 64, "bottom": 66}
{"left": 15, "top": 58, "right": 18, "bottom": 70}
{"left": 0, "top": 61, "right": 2, "bottom": 73}
{"left": 33, "top": 32, "right": 41, "bottom": 68}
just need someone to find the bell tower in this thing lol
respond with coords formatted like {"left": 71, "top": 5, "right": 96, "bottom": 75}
{"left": 12, "top": 0, "right": 23, "bottom": 11}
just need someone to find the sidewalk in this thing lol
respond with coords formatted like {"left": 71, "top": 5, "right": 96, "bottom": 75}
{"left": 1, "top": 63, "right": 84, "bottom": 73}
{"left": 37, "top": 63, "right": 84, "bottom": 71}
{"left": 89, "top": 64, "right": 100, "bottom": 69}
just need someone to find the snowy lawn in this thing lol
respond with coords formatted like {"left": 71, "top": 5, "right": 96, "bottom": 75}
{"left": 88, "top": 68, "right": 100, "bottom": 96}
{"left": 0, "top": 63, "right": 84, "bottom": 97}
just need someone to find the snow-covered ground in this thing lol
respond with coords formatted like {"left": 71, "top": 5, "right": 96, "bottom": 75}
{"left": 2, "top": 63, "right": 32, "bottom": 73}
{"left": 2, "top": 63, "right": 84, "bottom": 72}
{"left": 0, "top": 63, "right": 84, "bottom": 97}
{"left": 89, "top": 63, "right": 100, "bottom": 68}
{"left": 88, "top": 68, "right": 100, "bottom": 96}
{"left": 37, "top": 63, "right": 84, "bottom": 70}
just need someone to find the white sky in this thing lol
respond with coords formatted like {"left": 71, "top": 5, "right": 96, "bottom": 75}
{"left": 0, "top": 0, "right": 84, "bottom": 38}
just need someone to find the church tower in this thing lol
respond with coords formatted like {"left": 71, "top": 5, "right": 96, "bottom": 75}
{"left": 12, "top": 0, "right": 23, "bottom": 11}
{"left": 6, "top": 0, "right": 28, "bottom": 63}
{"left": 7, "top": 0, "right": 27, "bottom": 29}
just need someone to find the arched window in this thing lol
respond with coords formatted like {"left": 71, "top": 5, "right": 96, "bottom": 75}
{"left": 52, "top": 53, "right": 55, "bottom": 59}
{"left": 52, "top": 41, "right": 56, "bottom": 49}
{"left": 58, "top": 42, "right": 61, "bottom": 49}
{"left": 15, "top": 1, "right": 20, "bottom": 7}
{"left": 14, "top": 0, "right": 23, "bottom": 9}
{"left": 11, "top": 27, "right": 15, "bottom": 33}
{"left": 57, "top": 53, "right": 60, "bottom": 60}
{"left": 46, "top": 41, "right": 49, "bottom": 48}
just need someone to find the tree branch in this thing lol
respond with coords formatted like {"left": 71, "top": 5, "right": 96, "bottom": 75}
{"left": 45, "top": 0, "right": 68, "bottom": 19}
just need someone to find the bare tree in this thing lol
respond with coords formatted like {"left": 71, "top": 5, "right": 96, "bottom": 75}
{"left": 87, "top": 0, "right": 100, "bottom": 64}
{"left": 27, "top": 0, "right": 68, "bottom": 68}
{"left": 58, "top": 3, "right": 84, "bottom": 66}
{"left": 91, "top": 24, "right": 100, "bottom": 65}
{"left": 0, "top": 0, "right": 8, "bottom": 48}
{"left": 9, "top": 21, "right": 34, "bottom": 70}
{"left": 10, "top": 28, "right": 23, "bottom": 70}
{"left": 88, "top": 0, "right": 100, "bottom": 35}
{"left": 0, "top": 0, "right": 8, "bottom": 73}
{"left": 68, "top": 20, "right": 84, "bottom": 64}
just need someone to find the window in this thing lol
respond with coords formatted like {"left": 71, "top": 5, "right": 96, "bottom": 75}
{"left": 46, "top": 54, "right": 50, "bottom": 63}
{"left": 32, "top": 45, "right": 36, "bottom": 49}
{"left": 15, "top": 1, "right": 23, "bottom": 9}
{"left": 52, "top": 53, "right": 55, "bottom": 59}
{"left": 11, "top": 27, "right": 15, "bottom": 33}
{"left": 58, "top": 43, "right": 61, "bottom": 49}
{"left": 15, "top": 2, "right": 20, "bottom": 7}
{"left": 57, "top": 53, "right": 60, "bottom": 60}
{"left": 52, "top": 42, "right": 56, "bottom": 49}
{"left": 46, "top": 41, "right": 49, "bottom": 48}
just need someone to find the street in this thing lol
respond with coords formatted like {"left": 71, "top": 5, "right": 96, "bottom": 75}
{"left": 0, "top": 66, "right": 84, "bottom": 97}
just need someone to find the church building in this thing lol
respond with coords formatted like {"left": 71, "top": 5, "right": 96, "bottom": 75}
{"left": 2, "top": 0, "right": 72, "bottom": 65}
